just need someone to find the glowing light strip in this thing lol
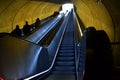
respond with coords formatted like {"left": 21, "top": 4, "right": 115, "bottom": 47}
{"left": 74, "top": 12, "right": 83, "bottom": 36}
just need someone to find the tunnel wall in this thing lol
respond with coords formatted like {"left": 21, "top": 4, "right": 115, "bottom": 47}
{"left": 73, "top": 0, "right": 120, "bottom": 66}
{"left": 0, "top": 0, "right": 60, "bottom": 33}
{"left": 102, "top": 0, "right": 120, "bottom": 67}
{"left": 73, "top": 0, "right": 114, "bottom": 42}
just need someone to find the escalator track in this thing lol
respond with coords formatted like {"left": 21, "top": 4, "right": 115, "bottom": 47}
{"left": 42, "top": 10, "right": 77, "bottom": 80}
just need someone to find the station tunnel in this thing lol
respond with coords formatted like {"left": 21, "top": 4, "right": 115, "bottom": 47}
{"left": 0, "top": 0, "right": 120, "bottom": 80}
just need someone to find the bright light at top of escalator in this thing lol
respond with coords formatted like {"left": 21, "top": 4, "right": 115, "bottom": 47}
{"left": 62, "top": 3, "right": 74, "bottom": 13}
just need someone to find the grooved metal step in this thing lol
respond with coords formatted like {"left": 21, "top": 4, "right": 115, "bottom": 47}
{"left": 57, "top": 56, "right": 74, "bottom": 61}
{"left": 59, "top": 50, "right": 74, "bottom": 53}
{"left": 56, "top": 61, "right": 75, "bottom": 66}
{"left": 52, "top": 71, "right": 75, "bottom": 75}
{"left": 58, "top": 53, "right": 74, "bottom": 56}
{"left": 60, "top": 46, "right": 74, "bottom": 49}
{"left": 54, "top": 66, "right": 75, "bottom": 71}
{"left": 60, "top": 47, "right": 73, "bottom": 49}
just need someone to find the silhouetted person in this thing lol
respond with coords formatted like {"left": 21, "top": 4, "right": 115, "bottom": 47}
{"left": 51, "top": 12, "right": 59, "bottom": 17}
{"left": 84, "top": 27, "right": 113, "bottom": 80}
{"left": 11, "top": 25, "right": 22, "bottom": 37}
{"left": 97, "top": 0, "right": 101, "bottom": 4}
{"left": 23, "top": 21, "right": 31, "bottom": 35}
{"left": 53, "top": 12, "right": 59, "bottom": 17}
{"left": 35, "top": 18, "right": 41, "bottom": 28}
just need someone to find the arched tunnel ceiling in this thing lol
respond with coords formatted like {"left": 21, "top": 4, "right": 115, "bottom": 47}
{"left": 0, "top": 0, "right": 120, "bottom": 66}
{"left": 0, "top": 0, "right": 61, "bottom": 32}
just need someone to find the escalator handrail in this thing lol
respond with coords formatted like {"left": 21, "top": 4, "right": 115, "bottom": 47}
{"left": 73, "top": 9, "right": 81, "bottom": 80}
{"left": 73, "top": 10, "right": 79, "bottom": 80}
{"left": 24, "top": 11, "right": 71, "bottom": 80}
{"left": 74, "top": 11, "right": 83, "bottom": 37}
{"left": 73, "top": 9, "right": 86, "bottom": 80}
{"left": 25, "top": 13, "right": 64, "bottom": 44}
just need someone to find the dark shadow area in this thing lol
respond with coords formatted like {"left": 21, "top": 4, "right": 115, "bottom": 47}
{"left": 31, "top": 0, "right": 72, "bottom": 4}
{"left": 0, "top": 33, "right": 10, "bottom": 37}
{"left": 84, "top": 27, "right": 113, "bottom": 80}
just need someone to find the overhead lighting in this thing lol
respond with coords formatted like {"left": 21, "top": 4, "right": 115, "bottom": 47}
{"left": 62, "top": 3, "right": 74, "bottom": 13}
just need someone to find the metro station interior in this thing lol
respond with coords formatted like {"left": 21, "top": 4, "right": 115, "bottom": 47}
{"left": 0, "top": 0, "right": 120, "bottom": 80}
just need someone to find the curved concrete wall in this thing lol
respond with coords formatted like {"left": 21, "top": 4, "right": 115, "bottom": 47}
{"left": 73, "top": 0, "right": 114, "bottom": 42}
{"left": 0, "top": 0, "right": 60, "bottom": 33}
{"left": 102, "top": 0, "right": 120, "bottom": 66}
{"left": 73, "top": 0, "right": 120, "bottom": 66}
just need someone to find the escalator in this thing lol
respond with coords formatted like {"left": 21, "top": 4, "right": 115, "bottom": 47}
{"left": 24, "top": 13, "right": 64, "bottom": 44}
{"left": 42, "top": 10, "right": 76, "bottom": 80}
{"left": 23, "top": 9, "right": 83, "bottom": 80}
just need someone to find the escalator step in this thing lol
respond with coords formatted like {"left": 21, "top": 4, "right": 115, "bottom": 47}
{"left": 62, "top": 41, "right": 73, "bottom": 43}
{"left": 52, "top": 71, "right": 75, "bottom": 75}
{"left": 57, "top": 56, "right": 74, "bottom": 61}
{"left": 60, "top": 45, "right": 74, "bottom": 47}
{"left": 61, "top": 44, "right": 74, "bottom": 46}
{"left": 60, "top": 46, "right": 73, "bottom": 48}
{"left": 59, "top": 50, "right": 74, "bottom": 53}
{"left": 56, "top": 61, "right": 75, "bottom": 66}
{"left": 61, "top": 44, "right": 73, "bottom": 46}
{"left": 54, "top": 66, "right": 75, "bottom": 71}
{"left": 60, "top": 47, "right": 74, "bottom": 50}
{"left": 62, "top": 42, "right": 74, "bottom": 44}
{"left": 62, "top": 39, "right": 73, "bottom": 41}
{"left": 58, "top": 53, "right": 74, "bottom": 56}
{"left": 63, "top": 37, "right": 73, "bottom": 39}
